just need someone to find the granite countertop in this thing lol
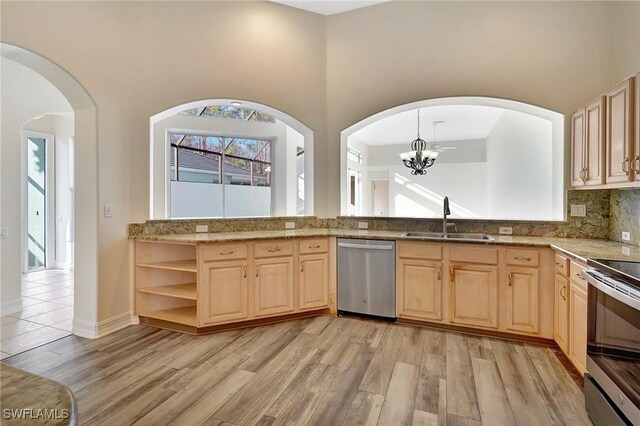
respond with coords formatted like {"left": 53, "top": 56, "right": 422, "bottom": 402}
{"left": 0, "top": 364, "right": 77, "bottom": 425}
{"left": 135, "top": 228, "right": 640, "bottom": 263}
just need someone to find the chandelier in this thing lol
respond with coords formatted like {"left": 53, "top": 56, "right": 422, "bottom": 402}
{"left": 400, "top": 110, "right": 440, "bottom": 175}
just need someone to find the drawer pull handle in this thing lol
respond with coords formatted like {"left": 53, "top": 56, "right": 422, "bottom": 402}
{"left": 301, "top": 261, "right": 304, "bottom": 273}
{"left": 268, "top": 247, "right": 282, "bottom": 253}
{"left": 633, "top": 156, "right": 640, "bottom": 173}
{"left": 555, "top": 262, "right": 563, "bottom": 267}
{"left": 575, "top": 273, "right": 584, "bottom": 280}
{"left": 622, "top": 158, "right": 630, "bottom": 175}
{"left": 449, "top": 266, "right": 455, "bottom": 283}
{"left": 508, "top": 272, "right": 513, "bottom": 287}
{"left": 255, "top": 266, "right": 259, "bottom": 277}
{"left": 514, "top": 256, "right": 532, "bottom": 261}
{"left": 560, "top": 286, "right": 566, "bottom": 301}
{"left": 243, "top": 265, "right": 247, "bottom": 278}
{"left": 436, "top": 267, "right": 441, "bottom": 280}
{"left": 309, "top": 245, "right": 321, "bottom": 249}
{"left": 220, "top": 250, "right": 235, "bottom": 256}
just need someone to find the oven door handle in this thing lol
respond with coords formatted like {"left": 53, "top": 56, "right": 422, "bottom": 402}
{"left": 585, "top": 272, "right": 640, "bottom": 311}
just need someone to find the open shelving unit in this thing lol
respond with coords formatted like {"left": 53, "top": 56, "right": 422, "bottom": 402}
{"left": 135, "top": 241, "right": 198, "bottom": 326}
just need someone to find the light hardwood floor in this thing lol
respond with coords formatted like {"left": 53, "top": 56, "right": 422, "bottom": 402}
{"left": 1, "top": 316, "right": 592, "bottom": 425}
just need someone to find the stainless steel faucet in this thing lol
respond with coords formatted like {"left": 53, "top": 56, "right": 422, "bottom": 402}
{"left": 443, "top": 196, "right": 453, "bottom": 235}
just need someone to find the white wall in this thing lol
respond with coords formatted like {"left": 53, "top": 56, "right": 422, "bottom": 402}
{"left": 0, "top": 57, "right": 73, "bottom": 315}
{"left": 486, "top": 110, "right": 554, "bottom": 220}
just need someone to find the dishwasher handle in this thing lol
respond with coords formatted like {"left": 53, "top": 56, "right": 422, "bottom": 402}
{"left": 337, "top": 241, "right": 394, "bottom": 250}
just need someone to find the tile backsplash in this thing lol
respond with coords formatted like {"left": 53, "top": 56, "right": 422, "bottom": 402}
{"left": 609, "top": 188, "right": 640, "bottom": 246}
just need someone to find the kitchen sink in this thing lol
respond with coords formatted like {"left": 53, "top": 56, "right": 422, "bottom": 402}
{"left": 401, "top": 231, "right": 494, "bottom": 241}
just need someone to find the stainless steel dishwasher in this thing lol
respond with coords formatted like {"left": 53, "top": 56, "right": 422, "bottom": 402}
{"left": 337, "top": 238, "right": 396, "bottom": 319}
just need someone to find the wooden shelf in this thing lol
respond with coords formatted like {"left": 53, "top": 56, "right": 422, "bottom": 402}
{"left": 137, "top": 259, "right": 197, "bottom": 273}
{"left": 139, "top": 306, "right": 197, "bottom": 326}
{"left": 137, "top": 283, "right": 197, "bottom": 300}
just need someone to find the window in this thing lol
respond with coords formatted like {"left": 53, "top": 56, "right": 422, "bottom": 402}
{"left": 178, "top": 105, "right": 275, "bottom": 123}
{"left": 347, "top": 147, "right": 362, "bottom": 164}
{"left": 170, "top": 133, "right": 272, "bottom": 218}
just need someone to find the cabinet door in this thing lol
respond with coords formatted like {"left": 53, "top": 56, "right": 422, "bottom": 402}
{"left": 397, "top": 259, "right": 442, "bottom": 321}
{"left": 570, "top": 109, "right": 586, "bottom": 187}
{"left": 201, "top": 259, "right": 249, "bottom": 325}
{"left": 299, "top": 253, "right": 329, "bottom": 311}
{"left": 254, "top": 257, "right": 294, "bottom": 317}
{"left": 554, "top": 273, "right": 569, "bottom": 353}
{"left": 505, "top": 267, "right": 539, "bottom": 334}
{"left": 450, "top": 264, "right": 498, "bottom": 329}
{"left": 606, "top": 78, "right": 634, "bottom": 183}
{"left": 634, "top": 73, "right": 640, "bottom": 181}
{"left": 585, "top": 97, "right": 606, "bottom": 185}
{"left": 569, "top": 280, "right": 588, "bottom": 374}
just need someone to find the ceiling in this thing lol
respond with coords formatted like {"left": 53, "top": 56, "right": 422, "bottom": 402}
{"left": 270, "top": 0, "right": 389, "bottom": 16}
{"left": 351, "top": 105, "right": 505, "bottom": 146}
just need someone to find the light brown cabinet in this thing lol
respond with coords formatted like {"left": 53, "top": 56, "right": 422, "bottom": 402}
{"left": 254, "top": 257, "right": 295, "bottom": 317}
{"left": 449, "top": 264, "right": 498, "bottom": 329}
{"left": 397, "top": 259, "right": 443, "bottom": 321}
{"left": 605, "top": 78, "right": 635, "bottom": 184}
{"left": 571, "top": 98, "right": 605, "bottom": 186}
{"left": 568, "top": 278, "right": 588, "bottom": 375}
{"left": 635, "top": 72, "right": 640, "bottom": 181}
{"left": 504, "top": 266, "right": 539, "bottom": 334}
{"left": 201, "top": 259, "right": 250, "bottom": 325}
{"left": 554, "top": 273, "right": 569, "bottom": 353}
{"left": 299, "top": 253, "right": 329, "bottom": 311}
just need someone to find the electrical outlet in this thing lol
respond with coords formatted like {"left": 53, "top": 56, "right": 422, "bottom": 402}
{"left": 285, "top": 222, "right": 295, "bottom": 229}
{"left": 499, "top": 227, "right": 513, "bottom": 235}
{"left": 196, "top": 225, "right": 208, "bottom": 233}
{"left": 358, "top": 222, "right": 369, "bottom": 229}
{"left": 103, "top": 204, "right": 113, "bottom": 218}
{"left": 0, "top": 227, "right": 7, "bottom": 238}
{"left": 622, "top": 231, "right": 631, "bottom": 241}
{"left": 570, "top": 204, "right": 586, "bottom": 217}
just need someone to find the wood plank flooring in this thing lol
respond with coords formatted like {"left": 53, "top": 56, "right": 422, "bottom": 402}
{"left": 0, "top": 316, "right": 592, "bottom": 425}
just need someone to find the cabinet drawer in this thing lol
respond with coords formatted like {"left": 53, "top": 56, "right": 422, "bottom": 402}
{"left": 397, "top": 242, "right": 442, "bottom": 260}
{"left": 554, "top": 254, "right": 569, "bottom": 276}
{"left": 506, "top": 249, "right": 539, "bottom": 267}
{"left": 449, "top": 246, "right": 498, "bottom": 265}
{"left": 200, "top": 243, "right": 248, "bottom": 261}
{"left": 570, "top": 260, "right": 588, "bottom": 289}
{"left": 254, "top": 240, "right": 294, "bottom": 258}
{"left": 299, "top": 238, "right": 328, "bottom": 254}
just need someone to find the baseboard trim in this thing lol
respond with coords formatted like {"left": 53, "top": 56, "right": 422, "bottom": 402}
{"left": 0, "top": 299, "right": 23, "bottom": 316}
{"left": 72, "top": 312, "right": 139, "bottom": 339}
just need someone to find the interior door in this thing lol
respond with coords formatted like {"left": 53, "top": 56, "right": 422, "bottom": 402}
{"left": 26, "top": 136, "right": 48, "bottom": 270}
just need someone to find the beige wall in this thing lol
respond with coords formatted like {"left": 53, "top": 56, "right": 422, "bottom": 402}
{"left": 1, "top": 1, "right": 326, "bottom": 322}
{"left": 1, "top": 1, "right": 638, "bottom": 325}
{"left": 326, "top": 1, "right": 640, "bottom": 214}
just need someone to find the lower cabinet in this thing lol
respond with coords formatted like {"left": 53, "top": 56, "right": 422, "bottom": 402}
{"left": 397, "top": 259, "right": 443, "bottom": 321}
{"left": 201, "top": 259, "right": 250, "bottom": 325}
{"left": 254, "top": 257, "right": 295, "bottom": 317}
{"left": 504, "top": 266, "right": 539, "bottom": 334}
{"left": 299, "top": 253, "right": 329, "bottom": 311}
{"left": 554, "top": 273, "right": 570, "bottom": 353}
{"left": 449, "top": 264, "right": 498, "bottom": 329}
{"left": 568, "top": 279, "right": 588, "bottom": 374}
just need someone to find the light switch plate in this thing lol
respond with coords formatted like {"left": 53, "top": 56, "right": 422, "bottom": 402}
{"left": 196, "top": 225, "right": 208, "bottom": 233}
{"left": 499, "top": 227, "right": 513, "bottom": 235}
{"left": 103, "top": 204, "right": 113, "bottom": 218}
{"left": 0, "top": 227, "right": 7, "bottom": 238}
{"left": 622, "top": 231, "right": 631, "bottom": 241}
{"left": 285, "top": 222, "right": 295, "bottom": 229}
{"left": 570, "top": 204, "right": 586, "bottom": 217}
{"left": 358, "top": 222, "right": 369, "bottom": 229}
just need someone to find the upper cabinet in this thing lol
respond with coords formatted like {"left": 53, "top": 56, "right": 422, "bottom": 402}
{"left": 571, "top": 74, "right": 637, "bottom": 189}
{"left": 635, "top": 71, "right": 640, "bottom": 182}
{"left": 572, "top": 98, "right": 605, "bottom": 186}
{"left": 605, "top": 78, "right": 635, "bottom": 184}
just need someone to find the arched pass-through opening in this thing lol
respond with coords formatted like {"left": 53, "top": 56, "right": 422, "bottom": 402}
{"left": 149, "top": 99, "right": 314, "bottom": 219}
{"left": 1, "top": 43, "right": 99, "bottom": 338}
{"left": 340, "top": 96, "right": 565, "bottom": 220}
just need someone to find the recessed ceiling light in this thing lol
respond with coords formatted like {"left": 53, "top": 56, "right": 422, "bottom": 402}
{"left": 231, "top": 101, "right": 242, "bottom": 106}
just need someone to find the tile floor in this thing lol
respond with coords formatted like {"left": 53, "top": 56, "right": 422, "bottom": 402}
{"left": 0, "top": 269, "right": 73, "bottom": 359}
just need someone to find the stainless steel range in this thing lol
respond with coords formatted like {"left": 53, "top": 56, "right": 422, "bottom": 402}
{"left": 583, "top": 259, "right": 640, "bottom": 426}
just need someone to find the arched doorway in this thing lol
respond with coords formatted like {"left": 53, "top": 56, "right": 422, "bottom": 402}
{"left": 340, "top": 96, "right": 564, "bottom": 220}
{"left": 0, "top": 43, "right": 99, "bottom": 340}
{"left": 149, "top": 99, "right": 315, "bottom": 219}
